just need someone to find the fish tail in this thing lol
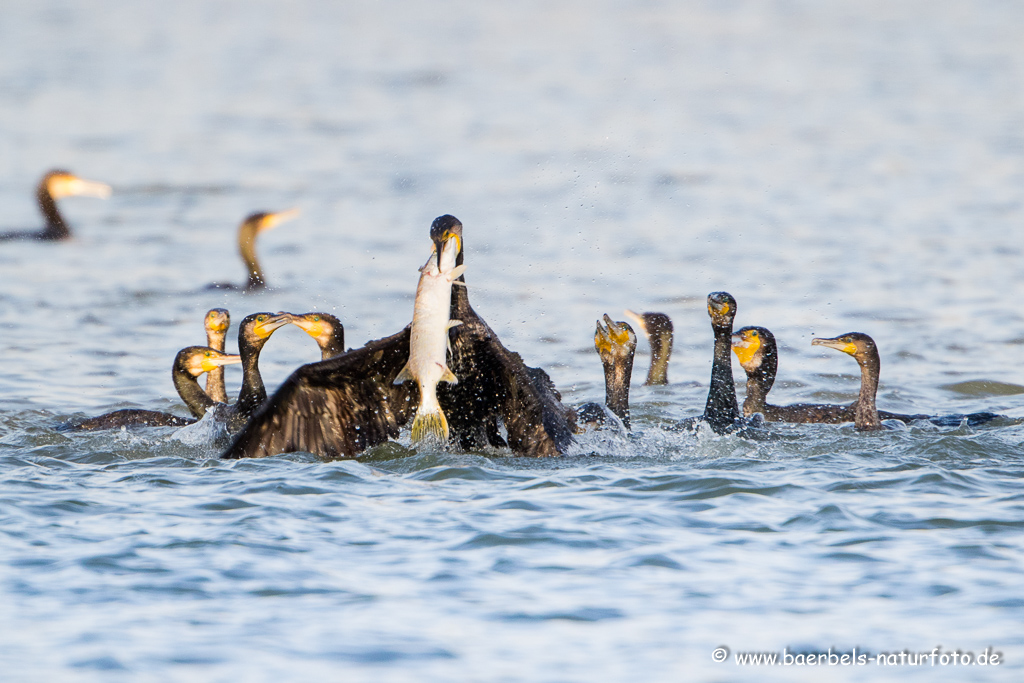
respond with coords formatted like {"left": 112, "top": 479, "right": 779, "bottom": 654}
{"left": 411, "top": 386, "right": 449, "bottom": 444}
{"left": 411, "top": 407, "right": 449, "bottom": 444}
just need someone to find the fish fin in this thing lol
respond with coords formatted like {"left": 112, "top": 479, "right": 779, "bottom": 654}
{"left": 451, "top": 280, "right": 467, "bottom": 287}
{"left": 441, "top": 365, "right": 458, "bottom": 384}
{"left": 448, "top": 265, "right": 467, "bottom": 281}
{"left": 411, "top": 407, "right": 449, "bottom": 444}
{"left": 393, "top": 362, "right": 413, "bottom": 385}
{"left": 448, "top": 320, "right": 462, "bottom": 329}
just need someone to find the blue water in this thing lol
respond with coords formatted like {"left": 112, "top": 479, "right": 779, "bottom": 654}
{"left": 2, "top": 1, "right": 1024, "bottom": 681}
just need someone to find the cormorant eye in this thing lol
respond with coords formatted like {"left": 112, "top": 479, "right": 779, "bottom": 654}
{"left": 257, "top": 316, "right": 266, "bottom": 322}
{"left": 313, "top": 316, "right": 320, "bottom": 322}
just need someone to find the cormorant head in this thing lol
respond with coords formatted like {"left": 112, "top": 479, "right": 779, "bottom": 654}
{"left": 731, "top": 326, "right": 774, "bottom": 373}
{"left": 282, "top": 312, "right": 344, "bottom": 350}
{"left": 204, "top": 308, "right": 231, "bottom": 336}
{"left": 240, "top": 208, "right": 300, "bottom": 238}
{"left": 812, "top": 332, "right": 877, "bottom": 365}
{"left": 594, "top": 314, "right": 637, "bottom": 363}
{"left": 177, "top": 346, "right": 242, "bottom": 377}
{"left": 429, "top": 214, "right": 463, "bottom": 269}
{"left": 42, "top": 169, "right": 112, "bottom": 200}
{"left": 623, "top": 310, "right": 674, "bottom": 341}
{"left": 239, "top": 312, "right": 291, "bottom": 346}
{"left": 707, "top": 291, "right": 737, "bottom": 328}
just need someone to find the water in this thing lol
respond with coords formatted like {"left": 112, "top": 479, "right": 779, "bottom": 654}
{"left": 2, "top": 1, "right": 1024, "bottom": 680}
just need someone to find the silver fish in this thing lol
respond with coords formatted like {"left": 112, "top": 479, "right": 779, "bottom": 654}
{"left": 394, "top": 233, "right": 465, "bottom": 443}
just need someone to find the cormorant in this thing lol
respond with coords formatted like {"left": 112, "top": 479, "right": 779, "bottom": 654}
{"left": 623, "top": 310, "right": 672, "bottom": 385}
{"left": 810, "top": 332, "right": 998, "bottom": 430}
{"left": 701, "top": 291, "right": 743, "bottom": 434}
{"left": 577, "top": 315, "right": 637, "bottom": 429}
{"left": 811, "top": 333, "right": 884, "bottom": 431}
{"left": 283, "top": 312, "right": 346, "bottom": 360}
{"left": 208, "top": 209, "right": 299, "bottom": 292}
{"left": 223, "top": 215, "right": 577, "bottom": 460}
{"left": 0, "top": 169, "right": 110, "bottom": 241}
{"left": 204, "top": 308, "right": 231, "bottom": 403}
{"left": 222, "top": 312, "right": 292, "bottom": 431}
{"left": 69, "top": 346, "right": 241, "bottom": 430}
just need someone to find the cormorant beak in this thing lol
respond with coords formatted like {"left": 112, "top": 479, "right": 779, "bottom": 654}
{"left": 708, "top": 300, "right": 731, "bottom": 319}
{"left": 285, "top": 313, "right": 326, "bottom": 340}
{"left": 731, "top": 331, "right": 761, "bottom": 366}
{"left": 432, "top": 231, "right": 461, "bottom": 270}
{"left": 622, "top": 309, "right": 649, "bottom": 336}
{"left": 812, "top": 337, "right": 858, "bottom": 356}
{"left": 200, "top": 353, "right": 242, "bottom": 373}
{"left": 252, "top": 313, "right": 292, "bottom": 339}
{"left": 49, "top": 175, "right": 112, "bottom": 200}
{"left": 205, "top": 314, "right": 230, "bottom": 334}
{"left": 260, "top": 208, "right": 301, "bottom": 233}
{"left": 595, "top": 315, "right": 635, "bottom": 355}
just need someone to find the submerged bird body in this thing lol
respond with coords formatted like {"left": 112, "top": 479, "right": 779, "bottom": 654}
{"left": 735, "top": 327, "right": 998, "bottom": 429}
{"left": 1, "top": 169, "right": 111, "bottom": 242}
{"left": 732, "top": 326, "right": 850, "bottom": 423}
{"left": 395, "top": 235, "right": 466, "bottom": 444}
{"left": 70, "top": 346, "right": 241, "bottom": 431}
{"left": 812, "top": 333, "right": 883, "bottom": 431}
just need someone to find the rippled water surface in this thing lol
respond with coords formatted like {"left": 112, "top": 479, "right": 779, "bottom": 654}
{"left": 2, "top": 1, "right": 1024, "bottom": 681}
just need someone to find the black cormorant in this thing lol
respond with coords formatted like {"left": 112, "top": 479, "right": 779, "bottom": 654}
{"left": 0, "top": 169, "right": 110, "bottom": 241}
{"left": 204, "top": 308, "right": 231, "bottom": 403}
{"left": 623, "top": 310, "right": 672, "bottom": 385}
{"left": 701, "top": 291, "right": 743, "bottom": 434}
{"left": 69, "top": 346, "right": 241, "bottom": 430}
{"left": 208, "top": 209, "right": 299, "bottom": 292}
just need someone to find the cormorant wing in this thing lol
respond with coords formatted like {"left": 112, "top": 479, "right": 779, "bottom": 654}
{"left": 442, "top": 311, "right": 576, "bottom": 457}
{"left": 223, "top": 328, "right": 414, "bottom": 459}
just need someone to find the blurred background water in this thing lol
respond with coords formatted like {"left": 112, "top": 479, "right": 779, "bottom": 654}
{"left": 1, "top": 1, "right": 1023, "bottom": 681}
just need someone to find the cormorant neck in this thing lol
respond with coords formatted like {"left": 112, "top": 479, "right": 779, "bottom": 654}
{"left": 205, "top": 330, "right": 229, "bottom": 403}
{"left": 646, "top": 330, "right": 672, "bottom": 385}
{"left": 704, "top": 322, "right": 740, "bottom": 432}
{"left": 235, "top": 337, "right": 268, "bottom": 419}
{"left": 450, "top": 247, "right": 473, "bottom": 318}
{"left": 602, "top": 350, "right": 635, "bottom": 429}
{"left": 174, "top": 367, "right": 216, "bottom": 419}
{"left": 743, "top": 347, "right": 777, "bottom": 417}
{"left": 37, "top": 181, "right": 69, "bottom": 240}
{"left": 855, "top": 349, "right": 882, "bottom": 430}
{"left": 239, "top": 226, "right": 265, "bottom": 291}
{"left": 321, "top": 332, "right": 345, "bottom": 360}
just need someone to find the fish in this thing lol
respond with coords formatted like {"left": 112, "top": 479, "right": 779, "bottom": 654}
{"left": 394, "top": 233, "right": 466, "bottom": 444}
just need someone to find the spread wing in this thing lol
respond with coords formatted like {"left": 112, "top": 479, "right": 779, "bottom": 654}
{"left": 442, "top": 300, "right": 576, "bottom": 457}
{"left": 223, "top": 328, "right": 414, "bottom": 459}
